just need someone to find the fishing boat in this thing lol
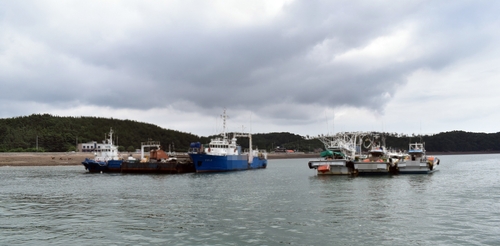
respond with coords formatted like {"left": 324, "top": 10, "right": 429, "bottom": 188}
{"left": 353, "top": 134, "right": 398, "bottom": 175}
{"left": 398, "top": 142, "right": 439, "bottom": 174}
{"left": 188, "top": 110, "right": 267, "bottom": 173}
{"left": 81, "top": 128, "right": 122, "bottom": 173}
{"left": 307, "top": 132, "right": 358, "bottom": 175}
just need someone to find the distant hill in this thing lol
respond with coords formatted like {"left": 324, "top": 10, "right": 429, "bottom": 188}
{"left": 0, "top": 114, "right": 322, "bottom": 153}
{"left": 0, "top": 114, "right": 200, "bottom": 152}
{"left": 0, "top": 114, "right": 499, "bottom": 153}
{"left": 381, "top": 131, "right": 500, "bottom": 153}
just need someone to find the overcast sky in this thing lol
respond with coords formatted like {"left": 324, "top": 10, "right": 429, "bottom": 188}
{"left": 1, "top": 0, "right": 499, "bottom": 137}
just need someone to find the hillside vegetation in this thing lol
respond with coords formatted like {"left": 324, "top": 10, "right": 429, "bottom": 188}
{"left": 0, "top": 114, "right": 499, "bottom": 153}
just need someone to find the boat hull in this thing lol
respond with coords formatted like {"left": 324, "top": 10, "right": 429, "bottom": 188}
{"left": 353, "top": 161, "right": 392, "bottom": 175}
{"left": 308, "top": 160, "right": 352, "bottom": 175}
{"left": 82, "top": 159, "right": 195, "bottom": 174}
{"left": 81, "top": 158, "right": 123, "bottom": 173}
{"left": 189, "top": 154, "right": 267, "bottom": 173}
{"left": 398, "top": 161, "right": 438, "bottom": 174}
{"left": 120, "top": 161, "right": 195, "bottom": 174}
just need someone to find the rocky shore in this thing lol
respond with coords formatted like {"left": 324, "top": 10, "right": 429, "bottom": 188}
{"left": 0, "top": 152, "right": 320, "bottom": 166}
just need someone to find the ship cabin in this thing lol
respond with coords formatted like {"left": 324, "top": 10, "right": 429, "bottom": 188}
{"left": 408, "top": 143, "right": 425, "bottom": 161}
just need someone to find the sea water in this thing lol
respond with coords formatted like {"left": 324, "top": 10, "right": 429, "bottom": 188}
{"left": 1, "top": 154, "right": 499, "bottom": 245}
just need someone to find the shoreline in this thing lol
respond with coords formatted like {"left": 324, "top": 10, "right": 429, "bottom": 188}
{"left": 1, "top": 151, "right": 499, "bottom": 167}
{"left": 0, "top": 152, "right": 320, "bottom": 167}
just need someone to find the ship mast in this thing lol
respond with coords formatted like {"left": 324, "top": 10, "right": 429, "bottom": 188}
{"left": 221, "top": 108, "right": 228, "bottom": 141}
{"left": 108, "top": 127, "right": 113, "bottom": 145}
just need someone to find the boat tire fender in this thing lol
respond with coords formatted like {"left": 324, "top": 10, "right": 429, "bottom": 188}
{"left": 308, "top": 162, "right": 313, "bottom": 169}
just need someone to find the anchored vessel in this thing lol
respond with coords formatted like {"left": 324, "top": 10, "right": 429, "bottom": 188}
{"left": 81, "top": 128, "right": 122, "bottom": 173}
{"left": 353, "top": 134, "right": 398, "bottom": 175}
{"left": 307, "top": 133, "right": 358, "bottom": 175}
{"left": 82, "top": 132, "right": 195, "bottom": 174}
{"left": 398, "top": 142, "right": 439, "bottom": 174}
{"left": 188, "top": 110, "right": 267, "bottom": 173}
{"left": 121, "top": 140, "right": 195, "bottom": 174}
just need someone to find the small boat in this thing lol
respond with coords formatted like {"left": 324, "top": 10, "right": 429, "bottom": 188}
{"left": 188, "top": 110, "right": 267, "bottom": 173}
{"left": 398, "top": 142, "right": 439, "bottom": 174}
{"left": 307, "top": 133, "right": 358, "bottom": 175}
{"left": 81, "top": 128, "right": 122, "bottom": 173}
{"left": 353, "top": 135, "right": 398, "bottom": 175}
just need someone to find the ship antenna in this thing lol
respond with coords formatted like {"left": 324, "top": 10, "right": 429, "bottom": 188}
{"left": 221, "top": 108, "right": 228, "bottom": 140}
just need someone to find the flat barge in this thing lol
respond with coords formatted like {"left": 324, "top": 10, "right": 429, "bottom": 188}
{"left": 83, "top": 137, "right": 195, "bottom": 174}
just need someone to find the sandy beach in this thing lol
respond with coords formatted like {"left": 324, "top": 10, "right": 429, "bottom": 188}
{"left": 0, "top": 152, "right": 319, "bottom": 166}
{"left": 0, "top": 152, "right": 96, "bottom": 166}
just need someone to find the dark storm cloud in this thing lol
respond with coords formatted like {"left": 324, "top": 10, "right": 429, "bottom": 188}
{"left": 1, "top": 0, "right": 498, "bottom": 123}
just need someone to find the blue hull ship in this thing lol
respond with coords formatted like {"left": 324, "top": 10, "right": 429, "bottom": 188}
{"left": 82, "top": 159, "right": 122, "bottom": 173}
{"left": 189, "top": 150, "right": 267, "bottom": 173}
{"left": 188, "top": 110, "right": 267, "bottom": 173}
{"left": 81, "top": 128, "right": 123, "bottom": 173}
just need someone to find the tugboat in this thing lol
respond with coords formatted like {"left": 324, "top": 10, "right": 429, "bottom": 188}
{"left": 81, "top": 128, "right": 122, "bottom": 173}
{"left": 398, "top": 142, "right": 439, "bottom": 174}
{"left": 188, "top": 109, "right": 267, "bottom": 173}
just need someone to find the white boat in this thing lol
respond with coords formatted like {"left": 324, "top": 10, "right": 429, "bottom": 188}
{"left": 398, "top": 142, "right": 439, "bottom": 174}
{"left": 307, "top": 133, "right": 358, "bottom": 175}
{"left": 81, "top": 127, "right": 122, "bottom": 173}
{"left": 353, "top": 135, "right": 398, "bottom": 175}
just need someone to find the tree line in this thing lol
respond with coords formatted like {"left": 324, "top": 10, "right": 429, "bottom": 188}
{"left": 0, "top": 114, "right": 499, "bottom": 153}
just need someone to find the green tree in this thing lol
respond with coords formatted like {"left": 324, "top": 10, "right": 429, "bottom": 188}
{"left": 127, "top": 146, "right": 135, "bottom": 152}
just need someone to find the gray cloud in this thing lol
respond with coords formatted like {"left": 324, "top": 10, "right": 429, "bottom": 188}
{"left": 1, "top": 0, "right": 499, "bottom": 135}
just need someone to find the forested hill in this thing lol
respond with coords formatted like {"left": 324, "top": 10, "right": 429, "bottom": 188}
{"left": 0, "top": 114, "right": 201, "bottom": 152}
{"left": 373, "top": 131, "right": 500, "bottom": 153}
{"left": 418, "top": 131, "right": 500, "bottom": 152}
{"left": 1, "top": 114, "right": 499, "bottom": 153}
{"left": 0, "top": 114, "right": 314, "bottom": 152}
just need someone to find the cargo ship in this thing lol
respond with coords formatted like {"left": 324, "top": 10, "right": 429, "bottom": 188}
{"left": 188, "top": 110, "right": 267, "bottom": 173}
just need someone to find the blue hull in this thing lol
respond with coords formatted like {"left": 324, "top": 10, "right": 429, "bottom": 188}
{"left": 82, "top": 158, "right": 123, "bottom": 173}
{"left": 189, "top": 154, "right": 267, "bottom": 173}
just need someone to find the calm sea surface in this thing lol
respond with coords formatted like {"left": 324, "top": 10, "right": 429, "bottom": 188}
{"left": 1, "top": 154, "right": 500, "bottom": 245}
